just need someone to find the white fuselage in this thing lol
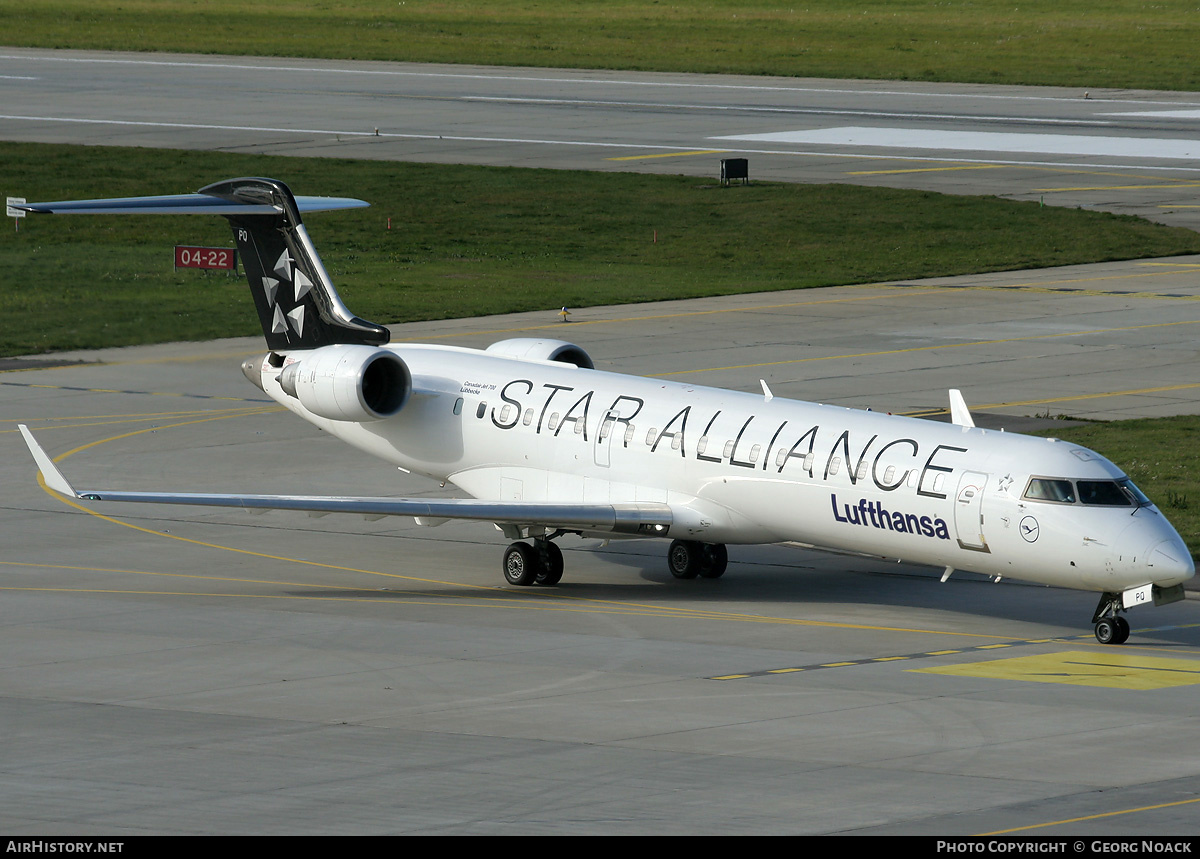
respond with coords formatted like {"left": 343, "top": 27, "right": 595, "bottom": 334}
{"left": 260, "top": 343, "right": 1194, "bottom": 594}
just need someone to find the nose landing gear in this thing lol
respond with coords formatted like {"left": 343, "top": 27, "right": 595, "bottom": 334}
{"left": 1091, "top": 592, "right": 1131, "bottom": 645}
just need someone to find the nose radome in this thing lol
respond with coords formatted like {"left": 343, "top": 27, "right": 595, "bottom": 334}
{"left": 1148, "top": 539, "right": 1195, "bottom": 585}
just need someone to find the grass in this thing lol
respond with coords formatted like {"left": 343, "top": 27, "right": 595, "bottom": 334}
{"left": 1037, "top": 417, "right": 1200, "bottom": 562}
{"left": 3, "top": 0, "right": 1200, "bottom": 90}
{"left": 5, "top": 142, "right": 1200, "bottom": 356}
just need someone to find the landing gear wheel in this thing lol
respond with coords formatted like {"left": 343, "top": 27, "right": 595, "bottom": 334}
{"left": 668, "top": 539, "right": 701, "bottom": 579}
{"left": 535, "top": 541, "right": 564, "bottom": 587}
{"left": 503, "top": 542, "right": 538, "bottom": 587}
{"left": 1091, "top": 592, "right": 1130, "bottom": 645}
{"left": 1094, "top": 618, "right": 1115, "bottom": 644}
{"left": 698, "top": 543, "right": 728, "bottom": 579}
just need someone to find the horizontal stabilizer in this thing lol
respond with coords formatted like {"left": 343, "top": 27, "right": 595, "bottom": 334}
{"left": 14, "top": 193, "right": 368, "bottom": 216}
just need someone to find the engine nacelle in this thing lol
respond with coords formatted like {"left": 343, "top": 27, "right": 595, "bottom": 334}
{"left": 277, "top": 344, "right": 411, "bottom": 422}
{"left": 484, "top": 338, "right": 594, "bottom": 369}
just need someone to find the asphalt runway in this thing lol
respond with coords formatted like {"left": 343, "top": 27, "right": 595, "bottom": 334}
{"left": 3, "top": 49, "right": 1200, "bottom": 835}
{"left": 3, "top": 48, "right": 1200, "bottom": 229}
{"left": 4, "top": 262, "right": 1200, "bottom": 835}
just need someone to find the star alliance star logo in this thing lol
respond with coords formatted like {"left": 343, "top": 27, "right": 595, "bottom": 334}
{"left": 260, "top": 248, "right": 309, "bottom": 339}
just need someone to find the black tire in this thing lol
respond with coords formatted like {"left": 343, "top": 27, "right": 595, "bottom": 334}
{"left": 535, "top": 542, "right": 564, "bottom": 586}
{"left": 503, "top": 542, "right": 538, "bottom": 586}
{"left": 1112, "top": 616, "right": 1130, "bottom": 645}
{"left": 1094, "top": 618, "right": 1117, "bottom": 645}
{"left": 668, "top": 539, "right": 701, "bottom": 579}
{"left": 698, "top": 543, "right": 728, "bottom": 579}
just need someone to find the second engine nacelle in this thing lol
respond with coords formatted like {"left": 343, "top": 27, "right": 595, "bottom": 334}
{"left": 484, "top": 338, "right": 594, "bottom": 369}
{"left": 277, "top": 344, "right": 411, "bottom": 422}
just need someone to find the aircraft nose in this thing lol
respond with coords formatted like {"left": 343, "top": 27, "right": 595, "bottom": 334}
{"left": 1147, "top": 538, "right": 1195, "bottom": 585}
{"left": 1115, "top": 514, "right": 1194, "bottom": 586}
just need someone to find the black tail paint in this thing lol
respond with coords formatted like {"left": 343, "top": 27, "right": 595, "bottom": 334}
{"left": 198, "top": 178, "right": 389, "bottom": 351}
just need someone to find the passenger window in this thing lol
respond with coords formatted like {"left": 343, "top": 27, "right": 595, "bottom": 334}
{"left": 454, "top": 398, "right": 464, "bottom": 416}
{"left": 884, "top": 465, "right": 896, "bottom": 484}
{"left": 723, "top": 440, "right": 735, "bottom": 458}
{"left": 523, "top": 408, "right": 534, "bottom": 426}
{"left": 828, "top": 457, "right": 840, "bottom": 476}
{"left": 697, "top": 436, "right": 709, "bottom": 455}
{"left": 646, "top": 428, "right": 658, "bottom": 446}
{"left": 476, "top": 402, "right": 487, "bottom": 419}
{"left": 749, "top": 444, "right": 761, "bottom": 463}
{"left": 499, "top": 405, "right": 513, "bottom": 423}
{"left": 548, "top": 413, "right": 560, "bottom": 431}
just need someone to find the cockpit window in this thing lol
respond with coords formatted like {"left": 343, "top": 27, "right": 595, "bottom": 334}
{"left": 1117, "top": 478, "right": 1152, "bottom": 507}
{"left": 1077, "top": 480, "right": 1132, "bottom": 506}
{"left": 1023, "top": 476, "right": 1152, "bottom": 507}
{"left": 1022, "top": 478, "right": 1076, "bottom": 504}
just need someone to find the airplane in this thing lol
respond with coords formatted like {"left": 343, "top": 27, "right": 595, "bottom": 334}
{"left": 14, "top": 177, "right": 1195, "bottom": 645}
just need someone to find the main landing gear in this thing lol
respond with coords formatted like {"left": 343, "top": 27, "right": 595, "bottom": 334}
{"left": 1091, "top": 592, "right": 1131, "bottom": 645}
{"left": 667, "top": 539, "right": 728, "bottom": 580}
{"left": 501, "top": 537, "right": 730, "bottom": 587}
{"left": 503, "top": 538, "right": 564, "bottom": 587}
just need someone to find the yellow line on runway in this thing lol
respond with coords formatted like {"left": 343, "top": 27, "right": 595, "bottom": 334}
{"left": 8, "top": 408, "right": 279, "bottom": 435}
{"left": 0, "top": 364, "right": 93, "bottom": 374}
{"left": 24, "top": 262, "right": 1199, "bottom": 367}
{"left": 659, "top": 318, "right": 1200, "bottom": 377}
{"left": 393, "top": 289, "right": 948, "bottom": 342}
{"left": 0, "top": 406, "right": 271, "bottom": 423}
{"left": 979, "top": 796, "right": 1200, "bottom": 835}
{"left": 406, "top": 264, "right": 1200, "bottom": 344}
{"left": 847, "top": 165, "right": 1004, "bottom": 175}
{"left": 1035, "top": 182, "right": 1200, "bottom": 193}
{"left": 606, "top": 150, "right": 727, "bottom": 161}
{"left": 907, "top": 382, "right": 1200, "bottom": 418}
{"left": 0, "top": 582, "right": 1062, "bottom": 630}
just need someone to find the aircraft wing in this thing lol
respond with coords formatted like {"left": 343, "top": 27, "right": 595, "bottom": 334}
{"left": 18, "top": 426, "right": 672, "bottom": 536}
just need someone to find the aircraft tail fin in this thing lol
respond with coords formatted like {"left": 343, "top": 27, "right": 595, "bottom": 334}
{"left": 17, "top": 177, "right": 389, "bottom": 352}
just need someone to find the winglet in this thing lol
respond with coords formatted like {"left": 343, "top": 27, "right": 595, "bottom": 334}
{"left": 948, "top": 389, "right": 975, "bottom": 428}
{"left": 18, "top": 425, "right": 79, "bottom": 498}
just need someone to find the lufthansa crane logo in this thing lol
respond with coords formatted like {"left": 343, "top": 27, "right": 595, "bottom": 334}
{"left": 1020, "top": 515, "right": 1040, "bottom": 543}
